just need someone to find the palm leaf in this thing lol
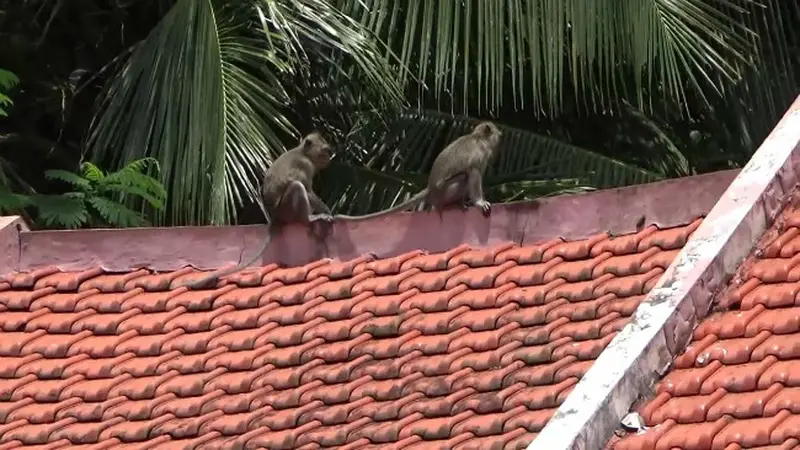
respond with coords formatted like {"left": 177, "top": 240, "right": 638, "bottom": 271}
{"left": 86, "top": 0, "right": 405, "bottom": 227}
{"left": 338, "top": 0, "right": 761, "bottom": 115}
{"left": 320, "top": 109, "right": 663, "bottom": 215}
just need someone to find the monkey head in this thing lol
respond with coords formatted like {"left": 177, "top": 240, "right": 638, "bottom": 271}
{"left": 474, "top": 122, "right": 502, "bottom": 150}
{"left": 301, "top": 132, "right": 332, "bottom": 169}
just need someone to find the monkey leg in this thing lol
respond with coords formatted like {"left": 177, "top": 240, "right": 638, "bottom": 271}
{"left": 275, "top": 180, "right": 314, "bottom": 223}
{"left": 432, "top": 173, "right": 469, "bottom": 209}
{"left": 277, "top": 181, "right": 333, "bottom": 242}
{"left": 466, "top": 168, "right": 491, "bottom": 216}
{"left": 307, "top": 191, "right": 333, "bottom": 223}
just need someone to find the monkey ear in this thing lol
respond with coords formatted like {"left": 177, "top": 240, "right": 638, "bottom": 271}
{"left": 302, "top": 137, "right": 313, "bottom": 150}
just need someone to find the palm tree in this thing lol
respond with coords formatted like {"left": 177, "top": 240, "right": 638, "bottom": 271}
{"left": 85, "top": 0, "right": 799, "bottom": 226}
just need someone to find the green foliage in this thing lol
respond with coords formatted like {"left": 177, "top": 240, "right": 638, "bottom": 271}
{"left": 0, "top": 158, "right": 167, "bottom": 229}
{"left": 0, "top": 69, "right": 20, "bottom": 117}
{"left": 338, "top": 0, "right": 763, "bottom": 115}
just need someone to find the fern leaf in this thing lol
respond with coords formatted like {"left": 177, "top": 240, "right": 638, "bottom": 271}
{"left": 45, "top": 170, "right": 92, "bottom": 190}
{"left": 31, "top": 195, "right": 89, "bottom": 229}
{"left": 80, "top": 162, "right": 106, "bottom": 183}
{"left": 101, "top": 183, "right": 166, "bottom": 211}
{"left": 87, "top": 196, "right": 150, "bottom": 228}
{"left": 102, "top": 158, "right": 167, "bottom": 202}
{"left": 0, "top": 189, "right": 33, "bottom": 214}
{"left": 0, "top": 69, "right": 19, "bottom": 91}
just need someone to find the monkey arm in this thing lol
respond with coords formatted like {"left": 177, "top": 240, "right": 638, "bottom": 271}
{"left": 335, "top": 189, "right": 428, "bottom": 220}
{"left": 467, "top": 168, "right": 491, "bottom": 216}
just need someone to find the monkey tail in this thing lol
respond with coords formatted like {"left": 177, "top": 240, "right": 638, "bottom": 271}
{"left": 335, "top": 189, "right": 428, "bottom": 221}
{"left": 186, "top": 230, "right": 273, "bottom": 290}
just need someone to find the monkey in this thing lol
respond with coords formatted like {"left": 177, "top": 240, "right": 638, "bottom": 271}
{"left": 187, "top": 132, "right": 335, "bottom": 290}
{"left": 336, "top": 121, "right": 502, "bottom": 221}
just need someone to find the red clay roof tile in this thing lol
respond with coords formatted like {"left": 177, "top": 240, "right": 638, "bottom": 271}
{"left": 613, "top": 208, "right": 800, "bottom": 450}
{"left": 0, "top": 221, "right": 703, "bottom": 449}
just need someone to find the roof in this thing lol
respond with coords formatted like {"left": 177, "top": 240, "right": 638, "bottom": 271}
{"left": 530, "top": 95, "right": 800, "bottom": 450}
{"left": 0, "top": 220, "right": 702, "bottom": 449}
{"left": 607, "top": 208, "right": 800, "bottom": 450}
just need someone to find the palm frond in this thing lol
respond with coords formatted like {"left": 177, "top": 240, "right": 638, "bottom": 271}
{"left": 320, "top": 109, "right": 663, "bottom": 215}
{"left": 86, "top": 0, "right": 405, "bottom": 227}
{"left": 338, "top": 0, "right": 762, "bottom": 115}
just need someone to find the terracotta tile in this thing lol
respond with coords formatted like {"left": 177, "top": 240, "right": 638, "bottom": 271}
{"left": 543, "top": 252, "right": 613, "bottom": 283}
{"left": 0, "top": 222, "right": 709, "bottom": 449}
{"left": 673, "top": 334, "right": 720, "bottom": 369}
{"left": 701, "top": 357, "right": 777, "bottom": 394}
{"left": 657, "top": 361, "right": 724, "bottom": 396}
{"left": 496, "top": 280, "right": 567, "bottom": 307}
{"left": 3, "top": 266, "right": 60, "bottom": 289}
{"left": 769, "top": 414, "right": 800, "bottom": 445}
{"left": 544, "top": 233, "right": 609, "bottom": 261}
{"left": 79, "top": 270, "right": 150, "bottom": 292}
{"left": 653, "top": 415, "right": 733, "bottom": 450}
{"left": 0, "top": 288, "right": 56, "bottom": 311}
{"left": 399, "top": 265, "right": 469, "bottom": 292}
{"left": 594, "top": 247, "right": 661, "bottom": 278}
{"left": 741, "top": 283, "right": 800, "bottom": 310}
{"left": 638, "top": 218, "right": 702, "bottom": 251}
{"left": 357, "top": 250, "right": 426, "bottom": 276}
{"left": 449, "top": 242, "right": 516, "bottom": 268}
{"left": 764, "top": 227, "right": 800, "bottom": 258}
{"left": 398, "top": 245, "right": 469, "bottom": 272}
{"left": 613, "top": 419, "right": 677, "bottom": 450}
{"left": 445, "top": 261, "right": 517, "bottom": 290}
{"left": 496, "top": 240, "right": 562, "bottom": 264}
{"left": 351, "top": 269, "right": 422, "bottom": 296}
{"left": 747, "top": 307, "right": 800, "bottom": 340}
{"left": 694, "top": 305, "right": 767, "bottom": 340}
{"left": 695, "top": 330, "right": 772, "bottom": 366}
{"left": 595, "top": 267, "right": 664, "bottom": 298}
{"left": 712, "top": 410, "right": 792, "bottom": 449}
{"left": 260, "top": 279, "right": 327, "bottom": 306}
{"left": 749, "top": 254, "right": 800, "bottom": 283}
{"left": 641, "top": 248, "right": 681, "bottom": 272}
{"left": 752, "top": 333, "right": 800, "bottom": 361}
{"left": 591, "top": 226, "right": 658, "bottom": 257}
{"left": 494, "top": 258, "right": 563, "bottom": 287}
{"left": 34, "top": 268, "right": 104, "bottom": 291}
{"left": 398, "top": 285, "right": 466, "bottom": 313}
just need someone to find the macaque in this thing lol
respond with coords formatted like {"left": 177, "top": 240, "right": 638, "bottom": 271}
{"left": 337, "top": 121, "right": 502, "bottom": 220}
{"left": 187, "top": 132, "right": 334, "bottom": 289}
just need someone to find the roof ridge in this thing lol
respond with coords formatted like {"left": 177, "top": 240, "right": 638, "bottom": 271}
{"left": 1, "top": 170, "right": 736, "bottom": 277}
